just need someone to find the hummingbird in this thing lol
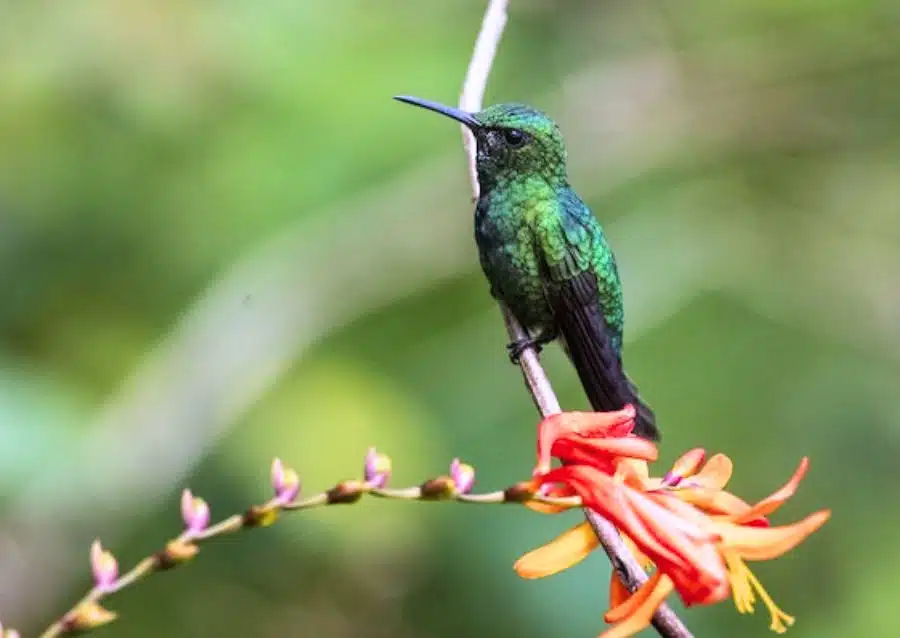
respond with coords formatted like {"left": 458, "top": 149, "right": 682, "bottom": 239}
{"left": 394, "top": 96, "right": 659, "bottom": 440}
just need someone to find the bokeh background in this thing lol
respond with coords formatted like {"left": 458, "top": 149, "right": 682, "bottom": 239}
{"left": 1, "top": 0, "right": 895, "bottom": 636}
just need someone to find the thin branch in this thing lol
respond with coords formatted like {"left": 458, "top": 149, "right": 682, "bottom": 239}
{"left": 458, "top": 0, "right": 507, "bottom": 196}
{"left": 456, "top": 2, "right": 692, "bottom": 636}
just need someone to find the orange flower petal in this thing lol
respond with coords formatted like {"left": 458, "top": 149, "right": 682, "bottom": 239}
{"left": 609, "top": 572, "right": 631, "bottom": 610}
{"left": 627, "top": 493, "right": 733, "bottom": 603}
{"left": 599, "top": 574, "right": 675, "bottom": 638}
{"left": 689, "top": 453, "right": 733, "bottom": 490}
{"left": 525, "top": 484, "right": 578, "bottom": 513}
{"left": 645, "top": 491, "right": 724, "bottom": 536}
{"left": 626, "top": 494, "right": 726, "bottom": 583}
{"left": 543, "top": 484, "right": 577, "bottom": 498}
{"left": 538, "top": 409, "right": 634, "bottom": 449}
{"left": 732, "top": 457, "right": 809, "bottom": 524}
{"left": 557, "top": 436, "right": 659, "bottom": 464}
{"left": 671, "top": 552, "right": 732, "bottom": 606}
{"left": 524, "top": 500, "right": 571, "bottom": 515}
{"left": 668, "top": 448, "right": 706, "bottom": 481}
{"left": 615, "top": 458, "right": 651, "bottom": 489}
{"left": 628, "top": 491, "right": 718, "bottom": 546}
{"left": 541, "top": 467, "right": 689, "bottom": 571}
{"left": 537, "top": 466, "right": 734, "bottom": 605}
{"left": 673, "top": 487, "right": 752, "bottom": 518}
{"left": 605, "top": 570, "right": 664, "bottom": 623}
{"left": 536, "top": 408, "right": 639, "bottom": 471}
{"left": 567, "top": 406, "right": 637, "bottom": 437}
{"left": 543, "top": 444, "right": 617, "bottom": 475}
{"left": 715, "top": 509, "right": 831, "bottom": 561}
{"left": 514, "top": 521, "right": 599, "bottom": 579}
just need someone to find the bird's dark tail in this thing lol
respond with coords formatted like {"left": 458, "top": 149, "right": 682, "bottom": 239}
{"left": 624, "top": 375, "right": 659, "bottom": 441}
{"left": 552, "top": 274, "right": 660, "bottom": 441}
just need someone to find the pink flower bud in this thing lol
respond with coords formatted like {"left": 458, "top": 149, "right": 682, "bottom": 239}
{"left": 90, "top": 540, "right": 118, "bottom": 590}
{"left": 450, "top": 458, "right": 475, "bottom": 494}
{"left": 181, "top": 489, "right": 210, "bottom": 534}
{"left": 0, "top": 622, "right": 21, "bottom": 638}
{"left": 363, "top": 447, "right": 392, "bottom": 488}
{"left": 270, "top": 458, "right": 301, "bottom": 503}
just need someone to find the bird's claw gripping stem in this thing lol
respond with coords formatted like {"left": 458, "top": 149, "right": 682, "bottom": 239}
{"left": 506, "top": 331, "right": 556, "bottom": 364}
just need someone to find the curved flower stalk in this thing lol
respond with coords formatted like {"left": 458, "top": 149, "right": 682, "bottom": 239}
{"left": 515, "top": 408, "right": 831, "bottom": 638}
{"left": 21, "top": 452, "right": 582, "bottom": 638}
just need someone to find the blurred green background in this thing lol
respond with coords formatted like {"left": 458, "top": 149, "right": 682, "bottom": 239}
{"left": 0, "top": 0, "right": 895, "bottom": 636}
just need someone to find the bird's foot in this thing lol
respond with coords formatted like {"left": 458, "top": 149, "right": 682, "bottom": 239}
{"left": 506, "top": 330, "right": 556, "bottom": 364}
{"left": 507, "top": 338, "right": 539, "bottom": 364}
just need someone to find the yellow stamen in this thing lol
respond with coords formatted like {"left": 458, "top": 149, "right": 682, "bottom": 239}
{"left": 745, "top": 567, "right": 795, "bottom": 633}
{"left": 725, "top": 552, "right": 795, "bottom": 634}
{"left": 724, "top": 552, "right": 755, "bottom": 613}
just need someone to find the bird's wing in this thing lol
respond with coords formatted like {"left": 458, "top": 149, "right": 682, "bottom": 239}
{"left": 538, "top": 222, "right": 660, "bottom": 440}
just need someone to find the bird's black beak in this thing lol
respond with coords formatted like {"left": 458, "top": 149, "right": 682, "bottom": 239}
{"left": 393, "top": 95, "right": 481, "bottom": 130}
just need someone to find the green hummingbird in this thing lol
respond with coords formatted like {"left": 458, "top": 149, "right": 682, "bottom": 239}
{"left": 394, "top": 96, "right": 659, "bottom": 440}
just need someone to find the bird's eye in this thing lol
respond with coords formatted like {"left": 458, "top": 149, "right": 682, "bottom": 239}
{"left": 502, "top": 128, "right": 528, "bottom": 148}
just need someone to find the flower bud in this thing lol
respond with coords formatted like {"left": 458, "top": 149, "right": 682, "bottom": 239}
{"left": 420, "top": 476, "right": 456, "bottom": 499}
{"left": 90, "top": 540, "right": 118, "bottom": 590}
{"left": 363, "top": 447, "right": 392, "bottom": 488}
{"left": 181, "top": 489, "right": 211, "bottom": 534}
{"left": 449, "top": 458, "right": 475, "bottom": 494}
{"left": 504, "top": 480, "right": 539, "bottom": 503}
{"left": 156, "top": 539, "right": 200, "bottom": 569}
{"left": 63, "top": 602, "right": 117, "bottom": 632}
{"left": 244, "top": 504, "right": 279, "bottom": 528}
{"left": 326, "top": 480, "right": 365, "bottom": 504}
{"left": 271, "top": 458, "right": 301, "bottom": 503}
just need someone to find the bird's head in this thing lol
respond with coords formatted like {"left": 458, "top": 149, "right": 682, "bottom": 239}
{"left": 394, "top": 96, "right": 568, "bottom": 193}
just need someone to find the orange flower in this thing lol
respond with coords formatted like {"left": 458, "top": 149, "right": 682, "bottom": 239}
{"left": 518, "top": 465, "right": 729, "bottom": 604}
{"left": 534, "top": 405, "right": 657, "bottom": 475}
{"left": 643, "top": 453, "right": 828, "bottom": 633}
{"left": 516, "top": 411, "right": 831, "bottom": 637}
{"left": 523, "top": 407, "right": 657, "bottom": 517}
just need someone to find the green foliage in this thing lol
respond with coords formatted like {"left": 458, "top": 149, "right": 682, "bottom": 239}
{"left": 1, "top": 1, "right": 896, "bottom": 636}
